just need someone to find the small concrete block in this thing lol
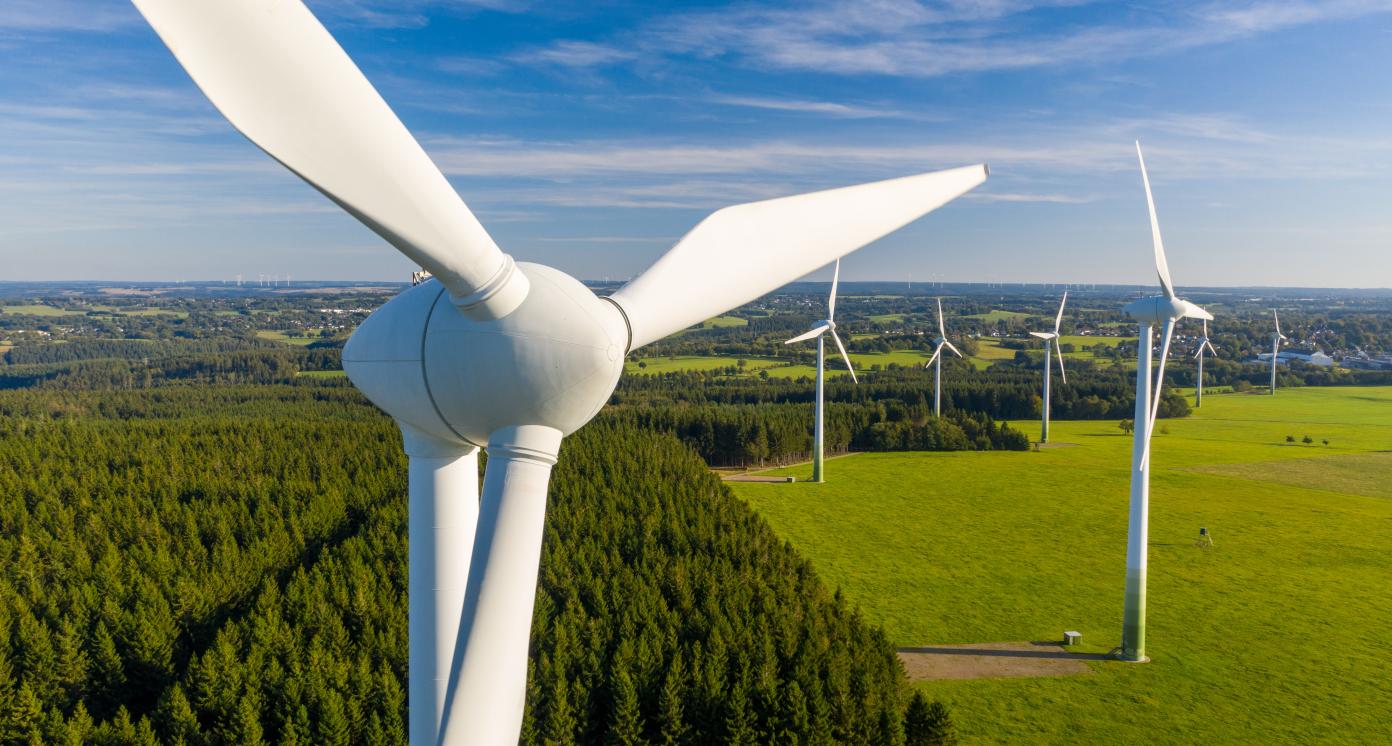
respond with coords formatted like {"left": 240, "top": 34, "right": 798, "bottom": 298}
{"left": 1063, "top": 631, "right": 1082, "bottom": 646}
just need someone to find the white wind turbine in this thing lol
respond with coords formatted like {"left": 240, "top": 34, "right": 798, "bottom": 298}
{"left": 129, "top": 1, "right": 988, "bottom": 742}
{"left": 1029, "top": 292, "right": 1068, "bottom": 443}
{"left": 924, "top": 298, "right": 962, "bottom": 417}
{"left": 1193, "top": 319, "right": 1217, "bottom": 407}
{"left": 1119, "top": 141, "right": 1213, "bottom": 663}
{"left": 1269, "top": 310, "right": 1287, "bottom": 395}
{"left": 784, "top": 259, "right": 857, "bottom": 483}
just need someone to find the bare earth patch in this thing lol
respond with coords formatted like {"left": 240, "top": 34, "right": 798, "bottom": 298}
{"left": 898, "top": 642, "right": 1108, "bottom": 681}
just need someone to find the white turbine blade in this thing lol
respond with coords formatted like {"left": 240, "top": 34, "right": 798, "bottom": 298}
{"left": 924, "top": 344, "right": 943, "bottom": 369}
{"left": 1028, "top": 331, "right": 1056, "bottom": 340}
{"left": 131, "top": 0, "right": 509, "bottom": 303}
{"left": 830, "top": 329, "right": 858, "bottom": 383}
{"left": 784, "top": 323, "right": 829, "bottom": 345}
{"left": 943, "top": 339, "right": 963, "bottom": 358}
{"left": 611, "top": 164, "right": 989, "bottom": 349}
{"left": 1055, "top": 340, "right": 1067, "bottom": 385}
{"left": 937, "top": 297, "right": 946, "bottom": 338}
{"left": 1053, "top": 291, "right": 1068, "bottom": 334}
{"left": 1136, "top": 141, "right": 1175, "bottom": 299}
{"left": 1274, "top": 310, "right": 1282, "bottom": 338}
{"left": 1179, "top": 299, "right": 1213, "bottom": 321}
{"left": 1202, "top": 318, "right": 1209, "bottom": 338}
{"left": 828, "top": 258, "right": 841, "bottom": 321}
{"left": 1205, "top": 339, "right": 1218, "bottom": 357}
{"left": 1141, "top": 319, "right": 1175, "bottom": 469}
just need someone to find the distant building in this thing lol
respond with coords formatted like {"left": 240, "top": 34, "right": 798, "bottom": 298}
{"left": 1341, "top": 354, "right": 1392, "bottom": 371}
{"left": 1254, "top": 349, "right": 1335, "bottom": 367}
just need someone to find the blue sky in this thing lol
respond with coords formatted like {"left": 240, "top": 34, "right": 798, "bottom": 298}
{"left": 2, "top": 0, "right": 1390, "bottom": 287}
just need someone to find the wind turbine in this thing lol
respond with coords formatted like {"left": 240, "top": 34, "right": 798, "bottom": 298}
{"left": 784, "top": 259, "right": 857, "bottom": 483}
{"left": 1029, "top": 292, "right": 1068, "bottom": 443}
{"left": 129, "top": 1, "right": 988, "bottom": 742}
{"left": 924, "top": 298, "right": 962, "bottom": 417}
{"left": 1193, "top": 319, "right": 1217, "bottom": 407}
{"left": 1119, "top": 141, "right": 1212, "bottom": 663}
{"left": 1269, "top": 310, "right": 1287, "bottom": 394}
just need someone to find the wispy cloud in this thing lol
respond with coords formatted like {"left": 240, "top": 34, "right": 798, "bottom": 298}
{"left": 707, "top": 94, "right": 907, "bottom": 119}
{"left": 526, "top": 0, "right": 1392, "bottom": 79}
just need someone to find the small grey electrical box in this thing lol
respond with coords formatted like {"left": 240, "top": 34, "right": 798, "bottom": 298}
{"left": 1063, "top": 631, "right": 1082, "bottom": 646}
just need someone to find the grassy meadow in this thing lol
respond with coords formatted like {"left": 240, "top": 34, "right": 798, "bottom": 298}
{"left": 729, "top": 386, "right": 1392, "bottom": 743}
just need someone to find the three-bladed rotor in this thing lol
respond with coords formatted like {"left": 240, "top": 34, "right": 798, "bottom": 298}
{"left": 1029, "top": 291, "right": 1070, "bottom": 383}
{"left": 128, "top": 1, "right": 989, "bottom": 742}
{"left": 785, "top": 258, "right": 859, "bottom": 383}
{"left": 925, "top": 297, "right": 963, "bottom": 368}
{"left": 1125, "top": 141, "right": 1212, "bottom": 468}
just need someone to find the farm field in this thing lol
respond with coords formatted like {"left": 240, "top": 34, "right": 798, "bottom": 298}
{"left": 730, "top": 386, "right": 1392, "bottom": 743}
{"left": 255, "top": 329, "right": 321, "bottom": 346}
{"left": 0, "top": 303, "right": 82, "bottom": 316}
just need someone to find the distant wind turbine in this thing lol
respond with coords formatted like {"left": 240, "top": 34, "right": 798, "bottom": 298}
{"left": 1193, "top": 319, "right": 1217, "bottom": 407}
{"left": 1269, "top": 310, "right": 1287, "bottom": 395}
{"left": 924, "top": 298, "right": 962, "bottom": 417}
{"left": 1029, "top": 292, "right": 1068, "bottom": 443}
{"left": 1119, "top": 141, "right": 1213, "bottom": 663}
{"left": 785, "top": 259, "right": 857, "bottom": 483}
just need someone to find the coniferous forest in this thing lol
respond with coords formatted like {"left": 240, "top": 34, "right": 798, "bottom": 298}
{"left": 0, "top": 385, "right": 913, "bottom": 744}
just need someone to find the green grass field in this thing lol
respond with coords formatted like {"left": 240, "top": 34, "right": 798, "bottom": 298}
{"left": 624, "top": 355, "right": 786, "bottom": 375}
{"left": 255, "top": 330, "right": 321, "bottom": 346}
{"left": 1, "top": 304, "right": 81, "bottom": 316}
{"left": 729, "top": 386, "right": 1392, "bottom": 743}
{"left": 964, "top": 310, "right": 1032, "bottom": 323}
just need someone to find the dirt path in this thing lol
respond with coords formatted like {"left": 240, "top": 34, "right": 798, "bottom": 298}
{"left": 898, "top": 641, "right": 1110, "bottom": 681}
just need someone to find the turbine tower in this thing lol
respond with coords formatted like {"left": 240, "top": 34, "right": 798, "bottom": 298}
{"left": 129, "top": 1, "right": 988, "bottom": 741}
{"left": 1120, "top": 141, "right": 1212, "bottom": 663}
{"left": 1269, "top": 310, "right": 1287, "bottom": 394}
{"left": 784, "top": 259, "right": 857, "bottom": 483}
{"left": 1029, "top": 292, "right": 1068, "bottom": 443}
{"left": 1193, "top": 319, "right": 1217, "bottom": 407}
{"left": 924, "top": 297, "right": 962, "bottom": 417}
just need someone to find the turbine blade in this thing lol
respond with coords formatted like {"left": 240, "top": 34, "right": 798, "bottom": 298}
{"left": 937, "top": 297, "right": 946, "bottom": 338}
{"left": 1136, "top": 141, "right": 1175, "bottom": 299}
{"left": 1274, "top": 310, "right": 1282, "bottom": 337}
{"left": 944, "top": 340, "right": 963, "bottom": 358}
{"left": 1028, "top": 331, "right": 1056, "bottom": 340}
{"left": 610, "top": 164, "right": 989, "bottom": 349}
{"left": 925, "top": 345, "right": 942, "bottom": 369}
{"left": 130, "top": 0, "right": 511, "bottom": 305}
{"left": 1055, "top": 340, "right": 1067, "bottom": 385}
{"left": 831, "top": 329, "right": 858, "bottom": 384}
{"left": 1141, "top": 319, "right": 1175, "bottom": 469}
{"left": 1205, "top": 339, "right": 1218, "bottom": 357}
{"left": 828, "top": 258, "right": 840, "bottom": 321}
{"left": 1054, "top": 291, "right": 1068, "bottom": 334}
{"left": 784, "top": 324, "right": 829, "bottom": 345}
{"left": 1179, "top": 299, "right": 1213, "bottom": 321}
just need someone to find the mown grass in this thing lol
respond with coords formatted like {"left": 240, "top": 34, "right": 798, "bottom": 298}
{"left": 729, "top": 386, "right": 1392, "bottom": 744}
{"left": 963, "top": 310, "right": 1032, "bottom": 323}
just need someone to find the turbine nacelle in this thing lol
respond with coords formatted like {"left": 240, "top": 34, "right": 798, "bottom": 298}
{"left": 1123, "top": 295, "right": 1211, "bottom": 325}
{"left": 344, "top": 263, "right": 627, "bottom": 448}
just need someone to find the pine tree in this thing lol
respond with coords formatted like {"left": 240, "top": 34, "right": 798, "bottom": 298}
{"left": 905, "top": 692, "right": 956, "bottom": 746}
{"left": 1, "top": 681, "right": 43, "bottom": 744}
{"left": 543, "top": 675, "right": 577, "bottom": 746}
{"left": 656, "top": 654, "right": 687, "bottom": 746}
{"left": 723, "top": 671, "right": 757, "bottom": 746}
{"left": 315, "top": 691, "right": 351, "bottom": 746}
{"left": 608, "top": 668, "right": 645, "bottom": 746}
{"left": 157, "top": 684, "right": 204, "bottom": 746}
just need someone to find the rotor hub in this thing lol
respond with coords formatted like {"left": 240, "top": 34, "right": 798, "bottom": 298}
{"left": 344, "top": 263, "right": 628, "bottom": 448}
